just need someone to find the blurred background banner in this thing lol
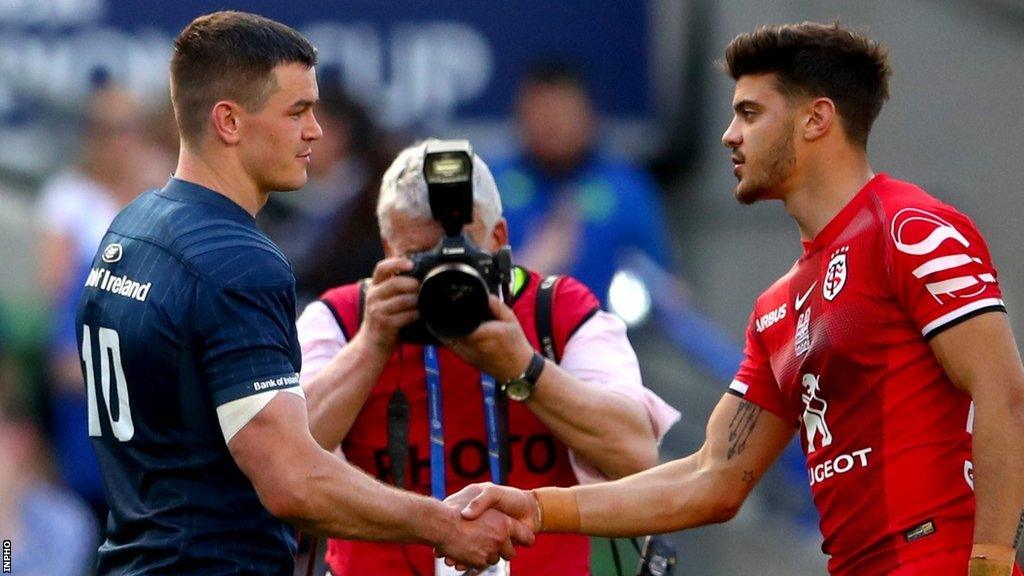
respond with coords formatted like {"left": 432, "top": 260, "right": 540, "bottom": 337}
{"left": 0, "top": 0, "right": 654, "bottom": 181}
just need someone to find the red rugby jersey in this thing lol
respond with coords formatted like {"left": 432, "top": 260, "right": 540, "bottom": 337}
{"left": 730, "top": 174, "right": 1005, "bottom": 575}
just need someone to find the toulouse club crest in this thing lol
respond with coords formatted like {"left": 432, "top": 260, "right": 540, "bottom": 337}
{"left": 823, "top": 247, "right": 849, "bottom": 301}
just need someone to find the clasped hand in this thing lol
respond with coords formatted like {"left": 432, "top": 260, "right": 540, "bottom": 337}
{"left": 435, "top": 483, "right": 542, "bottom": 571}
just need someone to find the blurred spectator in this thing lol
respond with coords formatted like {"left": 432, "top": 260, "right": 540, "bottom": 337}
{"left": 491, "top": 61, "right": 744, "bottom": 384}
{"left": 0, "top": 391, "right": 97, "bottom": 576}
{"left": 33, "top": 85, "right": 174, "bottom": 523}
{"left": 490, "top": 61, "right": 674, "bottom": 306}
{"left": 258, "top": 86, "right": 395, "bottom": 303}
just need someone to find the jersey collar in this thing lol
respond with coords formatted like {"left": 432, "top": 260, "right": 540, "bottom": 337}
{"left": 157, "top": 177, "right": 257, "bottom": 224}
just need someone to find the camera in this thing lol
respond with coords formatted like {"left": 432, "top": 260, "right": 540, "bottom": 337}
{"left": 399, "top": 140, "right": 513, "bottom": 343}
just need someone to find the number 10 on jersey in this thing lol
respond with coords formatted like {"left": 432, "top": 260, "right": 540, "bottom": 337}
{"left": 82, "top": 324, "right": 135, "bottom": 441}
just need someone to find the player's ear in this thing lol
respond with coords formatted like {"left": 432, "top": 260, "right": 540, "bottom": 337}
{"left": 803, "top": 97, "right": 836, "bottom": 142}
{"left": 491, "top": 218, "right": 508, "bottom": 248}
{"left": 210, "top": 100, "right": 242, "bottom": 146}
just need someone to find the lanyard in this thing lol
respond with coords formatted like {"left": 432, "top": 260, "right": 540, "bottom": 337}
{"left": 423, "top": 345, "right": 504, "bottom": 500}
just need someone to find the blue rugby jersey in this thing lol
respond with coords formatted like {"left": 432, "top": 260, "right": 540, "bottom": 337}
{"left": 76, "top": 178, "right": 302, "bottom": 575}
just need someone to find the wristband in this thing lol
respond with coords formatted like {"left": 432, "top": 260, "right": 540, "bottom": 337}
{"left": 531, "top": 487, "right": 580, "bottom": 533}
{"left": 968, "top": 558, "right": 1015, "bottom": 576}
{"left": 971, "top": 543, "right": 1017, "bottom": 564}
{"left": 966, "top": 541, "right": 1015, "bottom": 569}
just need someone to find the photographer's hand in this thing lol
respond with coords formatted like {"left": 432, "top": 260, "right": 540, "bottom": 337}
{"left": 445, "top": 296, "right": 534, "bottom": 382}
{"left": 361, "top": 257, "right": 421, "bottom": 356}
{"left": 299, "top": 257, "right": 419, "bottom": 451}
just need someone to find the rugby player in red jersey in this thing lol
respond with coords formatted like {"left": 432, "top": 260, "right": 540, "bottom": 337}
{"left": 445, "top": 22, "right": 1024, "bottom": 576}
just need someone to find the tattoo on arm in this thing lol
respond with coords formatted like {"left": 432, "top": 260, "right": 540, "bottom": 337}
{"left": 742, "top": 470, "right": 756, "bottom": 488}
{"left": 727, "top": 400, "right": 762, "bottom": 460}
{"left": 1015, "top": 510, "right": 1024, "bottom": 549}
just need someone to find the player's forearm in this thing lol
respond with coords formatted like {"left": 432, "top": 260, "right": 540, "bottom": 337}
{"left": 564, "top": 453, "right": 742, "bottom": 537}
{"left": 527, "top": 364, "right": 658, "bottom": 478}
{"left": 302, "top": 334, "right": 390, "bottom": 450}
{"left": 285, "top": 444, "right": 454, "bottom": 544}
{"left": 970, "top": 385, "right": 1024, "bottom": 548}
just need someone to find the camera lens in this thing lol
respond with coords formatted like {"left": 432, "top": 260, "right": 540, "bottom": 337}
{"left": 418, "top": 262, "right": 490, "bottom": 338}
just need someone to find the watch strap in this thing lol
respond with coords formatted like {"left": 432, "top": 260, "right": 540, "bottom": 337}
{"left": 522, "top": 351, "right": 546, "bottom": 385}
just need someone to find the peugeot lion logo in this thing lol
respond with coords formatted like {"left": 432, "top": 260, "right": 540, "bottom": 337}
{"left": 102, "top": 243, "right": 123, "bottom": 263}
{"left": 801, "top": 373, "right": 833, "bottom": 453}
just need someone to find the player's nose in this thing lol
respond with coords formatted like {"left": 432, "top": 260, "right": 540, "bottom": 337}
{"left": 305, "top": 113, "right": 323, "bottom": 141}
{"left": 722, "top": 117, "right": 741, "bottom": 148}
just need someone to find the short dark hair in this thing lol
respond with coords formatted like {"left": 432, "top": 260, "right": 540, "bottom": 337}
{"left": 724, "top": 22, "right": 891, "bottom": 147}
{"left": 170, "top": 11, "right": 317, "bottom": 147}
{"left": 520, "top": 59, "right": 590, "bottom": 98}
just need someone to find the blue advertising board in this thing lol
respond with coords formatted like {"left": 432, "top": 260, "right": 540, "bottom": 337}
{"left": 0, "top": 0, "right": 651, "bottom": 128}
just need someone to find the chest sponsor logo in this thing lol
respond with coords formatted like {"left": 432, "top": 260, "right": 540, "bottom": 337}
{"left": 84, "top": 267, "right": 152, "bottom": 302}
{"left": 823, "top": 247, "right": 848, "bottom": 301}
{"left": 801, "top": 374, "right": 833, "bottom": 453}
{"left": 755, "top": 303, "right": 787, "bottom": 333}
{"left": 795, "top": 307, "right": 811, "bottom": 356}
{"left": 808, "top": 447, "right": 873, "bottom": 487}
{"left": 795, "top": 281, "right": 817, "bottom": 311}
{"left": 801, "top": 372, "right": 874, "bottom": 487}
{"left": 101, "top": 243, "right": 123, "bottom": 263}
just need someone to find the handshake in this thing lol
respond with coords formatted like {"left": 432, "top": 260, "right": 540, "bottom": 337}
{"left": 433, "top": 483, "right": 558, "bottom": 573}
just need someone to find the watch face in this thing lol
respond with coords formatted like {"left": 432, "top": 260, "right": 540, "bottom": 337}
{"left": 504, "top": 379, "right": 533, "bottom": 401}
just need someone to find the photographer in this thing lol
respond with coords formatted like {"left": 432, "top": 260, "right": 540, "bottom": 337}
{"left": 297, "top": 139, "right": 679, "bottom": 575}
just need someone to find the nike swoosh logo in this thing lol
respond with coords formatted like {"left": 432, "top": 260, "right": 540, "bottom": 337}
{"left": 795, "top": 282, "right": 818, "bottom": 311}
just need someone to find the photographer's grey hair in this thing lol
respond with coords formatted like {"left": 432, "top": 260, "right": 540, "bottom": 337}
{"left": 377, "top": 139, "right": 503, "bottom": 239}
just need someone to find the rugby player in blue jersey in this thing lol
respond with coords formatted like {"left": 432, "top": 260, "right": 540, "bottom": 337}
{"left": 75, "top": 11, "right": 531, "bottom": 575}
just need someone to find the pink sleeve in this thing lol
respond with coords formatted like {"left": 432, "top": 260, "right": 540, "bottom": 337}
{"left": 296, "top": 300, "right": 347, "bottom": 384}
{"left": 558, "top": 311, "right": 681, "bottom": 484}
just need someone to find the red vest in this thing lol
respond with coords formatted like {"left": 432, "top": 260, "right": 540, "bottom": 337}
{"left": 320, "top": 268, "right": 601, "bottom": 575}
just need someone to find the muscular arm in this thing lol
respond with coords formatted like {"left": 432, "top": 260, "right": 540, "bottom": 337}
{"left": 929, "top": 313, "right": 1024, "bottom": 553}
{"left": 571, "top": 394, "right": 793, "bottom": 536}
{"left": 302, "top": 331, "right": 391, "bottom": 451}
{"left": 449, "top": 298, "right": 662, "bottom": 479}
{"left": 455, "top": 394, "right": 793, "bottom": 537}
{"left": 229, "top": 391, "right": 532, "bottom": 566}
{"left": 525, "top": 360, "right": 657, "bottom": 479}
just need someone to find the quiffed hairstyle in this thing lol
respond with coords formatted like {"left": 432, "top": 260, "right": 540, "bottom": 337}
{"left": 170, "top": 11, "right": 317, "bottom": 147}
{"left": 724, "top": 22, "right": 891, "bottom": 147}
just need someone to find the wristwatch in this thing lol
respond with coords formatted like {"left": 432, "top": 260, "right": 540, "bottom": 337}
{"left": 502, "top": 352, "right": 546, "bottom": 401}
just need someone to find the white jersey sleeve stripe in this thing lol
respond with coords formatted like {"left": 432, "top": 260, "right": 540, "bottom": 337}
{"left": 920, "top": 297, "right": 1005, "bottom": 337}
{"left": 911, "top": 254, "right": 973, "bottom": 278}
{"left": 217, "top": 386, "right": 306, "bottom": 444}
{"left": 925, "top": 276, "right": 978, "bottom": 297}
{"left": 729, "top": 380, "right": 750, "bottom": 395}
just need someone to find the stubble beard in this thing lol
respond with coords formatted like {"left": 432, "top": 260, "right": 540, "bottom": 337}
{"left": 734, "top": 127, "right": 796, "bottom": 206}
